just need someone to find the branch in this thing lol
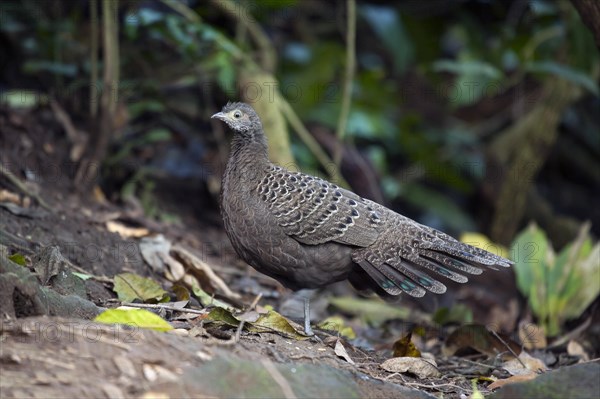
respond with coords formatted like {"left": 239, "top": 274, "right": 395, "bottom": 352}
{"left": 210, "top": 0, "right": 276, "bottom": 72}
{"left": 333, "top": 0, "right": 356, "bottom": 168}
{"left": 90, "top": 0, "right": 99, "bottom": 118}
{"left": 277, "top": 96, "right": 349, "bottom": 188}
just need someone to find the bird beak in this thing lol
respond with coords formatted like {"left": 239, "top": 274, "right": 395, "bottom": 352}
{"left": 211, "top": 111, "right": 225, "bottom": 120}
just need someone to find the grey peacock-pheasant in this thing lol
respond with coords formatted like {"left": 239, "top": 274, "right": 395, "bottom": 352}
{"left": 212, "top": 102, "right": 512, "bottom": 335}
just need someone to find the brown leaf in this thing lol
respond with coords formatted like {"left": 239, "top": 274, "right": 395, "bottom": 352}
{"left": 502, "top": 351, "right": 547, "bottom": 376}
{"left": 106, "top": 220, "right": 150, "bottom": 238}
{"left": 380, "top": 357, "right": 440, "bottom": 379}
{"left": 334, "top": 340, "right": 355, "bottom": 364}
{"left": 567, "top": 340, "right": 589, "bottom": 362}
{"left": 487, "top": 373, "right": 538, "bottom": 390}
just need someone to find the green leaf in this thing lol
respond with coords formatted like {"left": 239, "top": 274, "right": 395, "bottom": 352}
{"left": 432, "top": 304, "right": 473, "bottom": 325}
{"left": 251, "top": 310, "right": 307, "bottom": 339}
{"left": 128, "top": 100, "right": 166, "bottom": 119}
{"left": 191, "top": 286, "right": 235, "bottom": 310}
{"left": 511, "top": 222, "right": 600, "bottom": 336}
{"left": 94, "top": 308, "right": 173, "bottom": 332}
{"left": 569, "top": 243, "right": 600, "bottom": 317}
{"left": 432, "top": 60, "right": 503, "bottom": 79}
{"left": 144, "top": 128, "right": 172, "bottom": 142}
{"left": 1, "top": 90, "right": 49, "bottom": 108}
{"left": 525, "top": 61, "right": 599, "bottom": 95}
{"left": 317, "top": 316, "right": 356, "bottom": 340}
{"left": 206, "top": 307, "right": 242, "bottom": 327}
{"left": 8, "top": 253, "right": 27, "bottom": 266}
{"left": 72, "top": 272, "right": 93, "bottom": 281}
{"left": 113, "top": 272, "right": 169, "bottom": 303}
{"left": 137, "top": 8, "right": 165, "bottom": 26}
{"left": 511, "top": 223, "right": 549, "bottom": 296}
{"left": 202, "top": 52, "right": 235, "bottom": 92}
{"left": 206, "top": 307, "right": 307, "bottom": 340}
{"left": 361, "top": 5, "right": 414, "bottom": 74}
{"left": 431, "top": 59, "right": 504, "bottom": 105}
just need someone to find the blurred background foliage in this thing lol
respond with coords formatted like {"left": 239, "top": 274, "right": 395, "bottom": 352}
{"left": 1, "top": 0, "right": 598, "bottom": 245}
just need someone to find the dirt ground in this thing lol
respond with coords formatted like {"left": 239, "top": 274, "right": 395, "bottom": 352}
{"left": 1, "top": 105, "right": 598, "bottom": 398}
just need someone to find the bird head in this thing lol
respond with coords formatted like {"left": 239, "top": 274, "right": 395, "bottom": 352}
{"left": 211, "top": 102, "right": 262, "bottom": 134}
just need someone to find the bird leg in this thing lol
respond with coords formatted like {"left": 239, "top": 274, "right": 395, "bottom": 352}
{"left": 303, "top": 296, "right": 314, "bottom": 336}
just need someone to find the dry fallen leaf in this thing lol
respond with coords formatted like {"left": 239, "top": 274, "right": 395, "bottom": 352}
{"left": 502, "top": 351, "right": 547, "bottom": 376}
{"left": 334, "top": 340, "right": 355, "bottom": 364}
{"left": 487, "top": 373, "right": 538, "bottom": 390}
{"left": 106, "top": 220, "right": 150, "bottom": 238}
{"left": 0, "top": 189, "right": 22, "bottom": 205}
{"left": 139, "top": 234, "right": 172, "bottom": 273}
{"left": 380, "top": 357, "right": 440, "bottom": 379}
{"left": 567, "top": 340, "right": 589, "bottom": 362}
{"left": 172, "top": 245, "right": 241, "bottom": 299}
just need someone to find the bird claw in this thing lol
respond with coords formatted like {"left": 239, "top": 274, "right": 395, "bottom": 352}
{"left": 304, "top": 328, "right": 323, "bottom": 344}
{"left": 309, "top": 334, "right": 323, "bottom": 344}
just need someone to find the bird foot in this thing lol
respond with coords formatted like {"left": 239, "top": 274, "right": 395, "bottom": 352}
{"left": 304, "top": 318, "right": 314, "bottom": 336}
{"left": 302, "top": 323, "right": 324, "bottom": 343}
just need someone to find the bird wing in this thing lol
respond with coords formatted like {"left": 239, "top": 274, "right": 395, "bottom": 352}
{"left": 257, "top": 167, "right": 381, "bottom": 247}
{"left": 351, "top": 211, "right": 512, "bottom": 297}
{"left": 257, "top": 166, "right": 512, "bottom": 298}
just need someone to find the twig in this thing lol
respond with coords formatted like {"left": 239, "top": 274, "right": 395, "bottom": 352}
{"left": 277, "top": 96, "right": 349, "bottom": 188}
{"left": 404, "top": 381, "right": 468, "bottom": 394}
{"left": 382, "top": 372, "right": 401, "bottom": 381}
{"left": 333, "top": 0, "right": 356, "bottom": 168}
{"left": 172, "top": 245, "right": 241, "bottom": 299}
{"left": 210, "top": 0, "right": 276, "bottom": 72}
{"left": 490, "top": 329, "right": 525, "bottom": 368}
{"left": 49, "top": 98, "right": 87, "bottom": 162}
{"left": 120, "top": 302, "right": 207, "bottom": 315}
{"left": 0, "top": 165, "right": 53, "bottom": 211}
{"left": 442, "top": 357, "right": 498, "bottom": 372}
{"left": 160, "top": 0, "right": 199, "bottom": 22}
{"left": 235, "top": 292, "right": 263, "bottom": 342}
{"left": 548, "top": 316, "right": 592, "bottom": 348}
{"left": 68, "top": 262, "right": 113, "bottom": 284}
{"left": 76, "top": 0, "right": 119, "bottom": 189}
{"left": 197, "top": 292, "right": 263, "bottom": 346}
{"left": 248, "top": 292, "right": 263, "bottom": 309}
{"left": 159, "top": 0, "right": 249, "bottom": 64}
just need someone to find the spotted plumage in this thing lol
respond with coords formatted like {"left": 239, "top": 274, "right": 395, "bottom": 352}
{"left": 213, "top": 102, "right": 512, "bottom": 334}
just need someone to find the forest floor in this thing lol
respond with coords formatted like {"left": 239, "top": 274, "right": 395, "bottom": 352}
{"left": 1, "top": 105, "right": 598, "bottom": 399}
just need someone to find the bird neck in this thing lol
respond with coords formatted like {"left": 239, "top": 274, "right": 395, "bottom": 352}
{"left": 225, "top": 128, "right": 271, "bottom": 185}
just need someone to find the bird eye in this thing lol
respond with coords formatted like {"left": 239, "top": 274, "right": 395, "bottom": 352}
{"left": 233, "top": 111, "right": 242, "bottom": 119}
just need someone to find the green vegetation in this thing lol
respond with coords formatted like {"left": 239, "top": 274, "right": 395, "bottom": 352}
{"left": 512, "top": 223, "right": 599, "bottom": 336}
{"left": 1, "top": 0, "right": 598, "bottom": 330}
